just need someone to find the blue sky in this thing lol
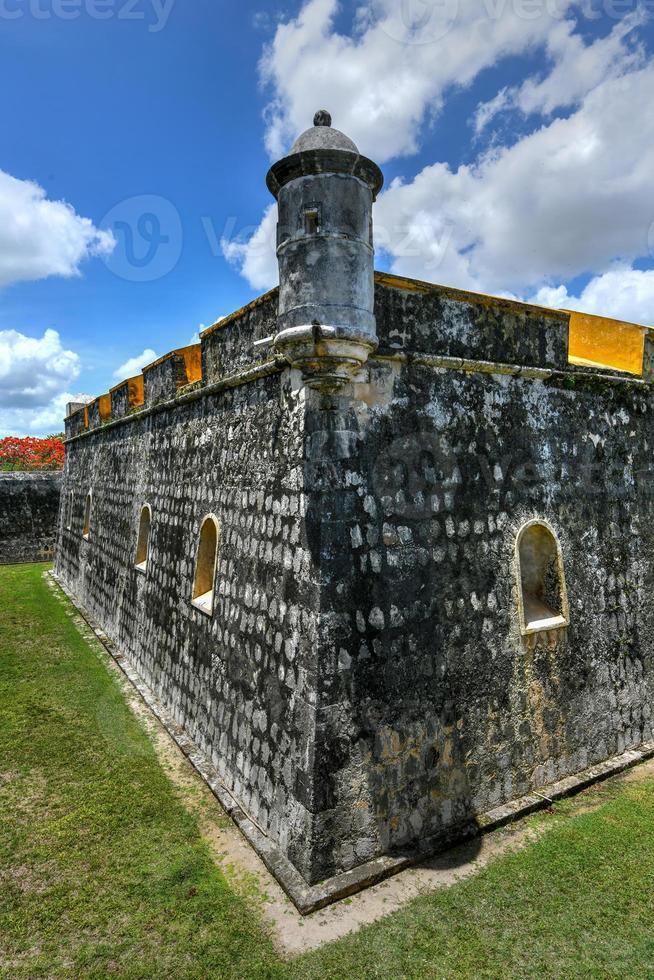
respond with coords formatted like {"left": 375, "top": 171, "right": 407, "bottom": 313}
{"left": 1, "top": 0, "right": 654, "bottom": 434}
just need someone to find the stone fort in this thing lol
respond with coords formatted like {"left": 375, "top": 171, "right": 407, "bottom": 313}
{"left": 55, "top": 112, "right": 654, "bottom": 910}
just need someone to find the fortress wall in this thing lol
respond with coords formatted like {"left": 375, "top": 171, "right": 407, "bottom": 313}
{"left": 55, "top": 371, "right": 325, "bottom": 881}
{"left": 55, "top": 271, "right": 654, "bottom": 891}
{"left": 302, "top": 359, "right": 654, "bottom": 880}
{"left": 0, "top": 471, "right": 62, "bottom": 563}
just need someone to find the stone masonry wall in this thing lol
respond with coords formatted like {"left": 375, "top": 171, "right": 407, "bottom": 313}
{"left": 55, "top": 272, "right": 654, "bottom": 889}
{"left": 297, "top": 279, "right": 654, "bottom": 882}
{"left": 55, "top": 369, "right": 325, "bottom": 882}
{"left": 0, "top": 472, "right": 62, "bottom": 563}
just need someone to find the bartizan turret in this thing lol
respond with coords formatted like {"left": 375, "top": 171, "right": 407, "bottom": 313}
{"left": 266, "top": 110, "right": 384, "bottom": 389}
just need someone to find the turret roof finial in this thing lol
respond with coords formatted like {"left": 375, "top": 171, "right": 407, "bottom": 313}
{"left": 313, "top": 109, "right": 332, "bottom": 127}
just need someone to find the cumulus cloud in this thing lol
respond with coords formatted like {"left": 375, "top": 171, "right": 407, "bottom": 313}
{"left": 229, "top": 1, "right": 654, "bottom": 329}
{"left": 375, "top": 61, "right": 654, "bottom": 293}
{"left": 0, "top": 390, "right": 94, "bottom": 438}
{"left": 0, "top": 328, "right": 86, "bottom": 436}
{"left": 529, "top": 266, "right": 654, "bottom": 325}
{"left": 112, "top": 349, "right": 157, "bottom": 381}
{"left": 259, "top": 0, "right": 578, "bottom": 162}
{"left": 0, "top": 329, "right": 80, "bottom": 408}
{"left": 221, "top": 205, "right": 278, "bottom": 291}
{"left": 0, "top": 170, "right": 114, "bottom": 289}
{"left": 474, "top": 10, "right": 646, "bottom": 132}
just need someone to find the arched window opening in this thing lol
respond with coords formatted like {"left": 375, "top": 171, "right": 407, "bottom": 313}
{"left": 192, "top": 515, "right": 220, "bottom": 615}
{"left": 134, "top": 505, "right": 151, "bottom": 572}
{"left": 516, "top": 520, "right": 568, "bottom": 635}
{"left": 82, "top": 492, "right": 92, "bottom": 540}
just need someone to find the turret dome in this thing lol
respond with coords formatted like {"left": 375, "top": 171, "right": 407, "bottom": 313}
{"left": 289, "top": 111, "right": 359, "bottom": 155}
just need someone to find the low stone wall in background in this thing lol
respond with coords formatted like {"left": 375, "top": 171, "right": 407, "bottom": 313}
{"left": 0, "top": 472, "right": 62, "bottom": 564}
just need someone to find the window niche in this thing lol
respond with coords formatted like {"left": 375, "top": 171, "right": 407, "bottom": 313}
{"left": 515, "top": 520, "right": 569, "bottom": 636}
{"left": 303, "top": 204, "right": 321, "bottom": 235}
{"left": 134, "top": 504, "right": 151, "bottom": 573}
{"left": 82, "top": 492, "right": 92, "bottom": 540}
{"left": 191, "top": 515, "right": 220, "bottom": 616}
{"left": 66, "top": 491, "right": 74, "bottom": 531}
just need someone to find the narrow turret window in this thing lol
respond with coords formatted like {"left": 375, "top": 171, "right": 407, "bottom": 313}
{"left": 82, "top": 492, "right": 92, "bottom": 540}
{"left": 516, "top": 520, "right": 568, "bottom": 635}
{"left": 192, "top": 515, "right": 220, "bottom": 615}
{"left": 134, "top": 505, "right": 151, "bottom": 572}
{"left": 66, "top": 491, "right": 73, "bottom": 530}
{"left": 304, "top": 206, "right": 320, "bottom": 235}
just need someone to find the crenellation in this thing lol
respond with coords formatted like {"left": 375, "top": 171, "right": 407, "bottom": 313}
{"left": 110, "top": 374, "right": 145, "bottom": 419}
{"left": 143, "top": 344, "right": 202, "bottom": 408}
{"left": 65, "top": 404, "right": 88, "bottom": 439}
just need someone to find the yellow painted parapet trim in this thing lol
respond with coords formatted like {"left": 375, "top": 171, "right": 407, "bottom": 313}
{"left": 98, "top": 394, "right": 112, "bottom": 421}
{"left": 567, "top": 310, "right": 647, "bottom": 376}
{"left": 126, "top": 375, "right": 145, "bottom": 408}
{"left": 179, "top": 344, "right": 202, "bottom": 384}
{"left": 142, "top": 344, "right": 202, "bottom": 384}
{"left": 109, "top": 374, "right": 144, "bottom": 405}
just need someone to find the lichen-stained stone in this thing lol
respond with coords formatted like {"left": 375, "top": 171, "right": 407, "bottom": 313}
{"left": 295, "top": 352, "right": 654, "bottom": 882}
{"left": 54, "top": 111, "right": 654, "bottom": 895}
{"left": 56, "top": 367, "right": 326, "bottom": 882}
{"left": 55, "top": 292, "right": 654, "bottom": 889}
{"left": 374, "top": 273, "right": 569, "bottom": 369}
{"left": 0, "top": 472, "right": 61, "bottom": 563}
{"left": 201, "top": 291, "right": 279, "bottom": 382}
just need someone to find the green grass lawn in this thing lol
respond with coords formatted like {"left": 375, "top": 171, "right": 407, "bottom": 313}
{"left": 1, "top": 563, "right": 653, "bottom": 979}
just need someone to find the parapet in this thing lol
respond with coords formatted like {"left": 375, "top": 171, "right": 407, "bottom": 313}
{"left": 143, "top": 345, "right": 202, "bottom": 408}
{"left": 374, "top": 271, "right": 652, "bottom": 376}
{"left": 63, "top": 273, "right": 653, "bottom": 440}
{"left": 63, "top": 291, "right": 280, "bottom": 440}
{"left": 200, "top": 288, "right": 279, "bottom": 382}
{"left": 110, "top": 375, "right": 145, "bottom": 419}
{"left": 374, "top": 272, "right": 570, "bottom": 370}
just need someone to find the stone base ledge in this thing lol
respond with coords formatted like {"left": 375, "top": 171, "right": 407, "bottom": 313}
{"left": 49, "top": 571, "right": 654, "bottom": 915}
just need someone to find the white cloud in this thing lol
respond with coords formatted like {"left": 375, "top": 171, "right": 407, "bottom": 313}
{"left": 112, "top": 349, "right": 157, "bottom": 381}
{"left": 529, "top": 266, "right": 654, "bottom": 325}
{"left": 374, "top": 60, "right": 654, "bottom": 294}
{"left": 0, "top": 170, "right": 114, "bottom": 289}
{"left": 221, "top": 205, "right": 278, "bottom": 291}
{"left": 474, "top": 10, "right": 645, "bottom": 132}
{"left": 259, "top": 0, "right": 579, "bottom": 162}
{"left": 0, "top": 328, "right": 86, "bottom": 436}
{"left": 0, "top": 329, "right": 80, "bottom": 408}
{"left": 230, "top": 1, "right": 654, "bottom": 331}
{"left": 0, "top": 391, "right": 95, "bottom": 438}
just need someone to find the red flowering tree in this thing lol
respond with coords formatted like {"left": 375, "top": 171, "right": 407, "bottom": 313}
{"left": 0, "top": 435, "right": 65, "bottom": 471}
